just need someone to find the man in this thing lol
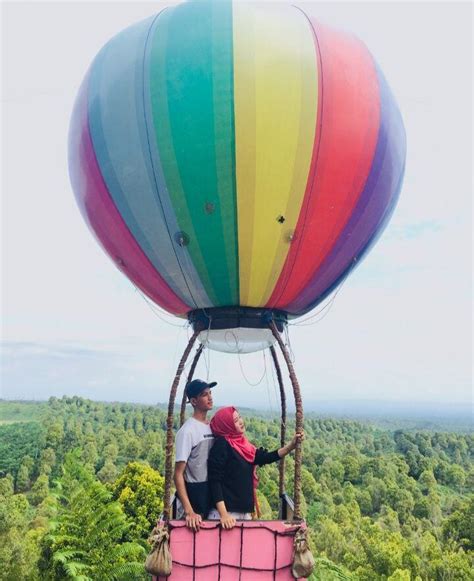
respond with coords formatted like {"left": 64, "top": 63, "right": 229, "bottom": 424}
{"left": 174, "top": 378, "right": 217, "bottom": 531}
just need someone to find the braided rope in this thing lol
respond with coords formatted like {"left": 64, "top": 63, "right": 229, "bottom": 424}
{"left": 269, "top": 346, "right": 286, "bottom": 498}
{"left": 179, "top": 344, "right": 204, "bottom": 427}
{"left": 163, "top": 329, "right": 200, "bottom": 521}
{"left": 269, "top": 321, "right": 304, "bottom": 521}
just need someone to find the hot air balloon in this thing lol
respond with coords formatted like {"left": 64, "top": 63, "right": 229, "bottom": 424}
{"left": 69, "top": 0, "right": 406, "bottom": 578}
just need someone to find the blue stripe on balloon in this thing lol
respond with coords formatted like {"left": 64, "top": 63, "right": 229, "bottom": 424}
{"left": 88, "top": 16, "right": 211, "bottom": 309}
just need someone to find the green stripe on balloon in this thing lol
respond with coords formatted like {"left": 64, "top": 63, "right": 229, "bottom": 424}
{"left": 211, "top": 0, "right": 239, "bottom": 307}
{"left": 149, "top": 0, "right": 238, "bottom": 307}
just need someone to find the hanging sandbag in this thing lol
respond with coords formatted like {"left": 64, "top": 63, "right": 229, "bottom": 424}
{"left": 292, "top": 527, "right": 315, "bottom": 579}
{"left": 145, "top": 524, "right": 172, "bottom": 577}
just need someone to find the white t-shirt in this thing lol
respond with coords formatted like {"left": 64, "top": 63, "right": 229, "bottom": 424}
{"left": 175, "top": 417, "right": 214, "bottom": 483}
{"left": 175, "top": 417, "right": 215, "bottom": 517}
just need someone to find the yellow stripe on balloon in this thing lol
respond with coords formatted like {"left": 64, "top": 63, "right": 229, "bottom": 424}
{"left": 233, "top": 2, "right": 318, "bottom": 307}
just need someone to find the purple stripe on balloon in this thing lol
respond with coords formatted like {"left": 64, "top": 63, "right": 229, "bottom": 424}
{"left": 68, "top": 70, "right": 189, "bottom": 316}
{"left": 286, "top": 64, "right": 406, "bottom": 316}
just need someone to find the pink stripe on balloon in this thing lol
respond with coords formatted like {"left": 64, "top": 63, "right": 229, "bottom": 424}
{"left": 68, "top": 71, "right": 189, "bottom": 316}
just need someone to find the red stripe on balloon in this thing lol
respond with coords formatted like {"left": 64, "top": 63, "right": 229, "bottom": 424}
{"left": 267, "top": 18, "right": 380, "bottom": 311}
{"left": 68, "top": 71, "right": 189, "bottom": 316}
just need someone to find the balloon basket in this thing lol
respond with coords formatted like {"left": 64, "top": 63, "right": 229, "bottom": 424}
{"left": 154, "top": 520, "right": 306, "bottom": 580}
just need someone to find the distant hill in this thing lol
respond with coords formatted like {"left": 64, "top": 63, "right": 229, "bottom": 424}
{"left": 1, "top": 397, "right": 471, "bottom": 433}
{"left": 303, "top": 398, "right": 472, "bottom": 418}
{"left": 302, "top": 398, "right": 473, "bottom": 433}
{"left": 0, "top": 400, "right": 48, "bottom": 424}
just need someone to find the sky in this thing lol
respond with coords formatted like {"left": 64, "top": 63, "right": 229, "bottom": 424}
{"left": 1, "top": 1, "right": 472, "bottom": 413}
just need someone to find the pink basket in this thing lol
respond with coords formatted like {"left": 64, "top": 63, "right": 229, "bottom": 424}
{"left": 155, "top": 519, "right": 305, "bottom": 580}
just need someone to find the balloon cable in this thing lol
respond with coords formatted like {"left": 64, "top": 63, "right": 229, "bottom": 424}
{"left": 284, "top": 325, "right": 296, "bottom": 363}
{"left": 288, "top": 291, "right": 338, "bottom": 327}
{"left": 236, "top": 341, "right": 267, "bottom": 387}
{"left": 288, "top": 262, "right": 355, "bottom": 327}
{"left": 202, "top": 336, "right": 212, "bottom": 382}
{"left": 133, "top": 284, "right": 187, "bottom": 328}
{"left": 268, "top": 347, "right": 281, "bottom": 405}
{"left": 263, "top": 349, "right": 276, "bottom": 417}
{"left": 167, "top": 324, "right": 189, "bottom": 388}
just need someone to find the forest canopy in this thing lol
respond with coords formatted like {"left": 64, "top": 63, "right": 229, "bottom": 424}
{"left": 0, "top": 397, "right": 472, "bottom": 580}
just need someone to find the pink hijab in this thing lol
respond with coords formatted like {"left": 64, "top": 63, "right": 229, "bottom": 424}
{"left": 210, "top": 406, "right": 260, "bottom": 515}
{"left": 210, "top": 406, "right": 256, "bottom": 461}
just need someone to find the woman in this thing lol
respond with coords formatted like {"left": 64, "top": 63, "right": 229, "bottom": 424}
{"left": 207, "top": 406, "right": 303, "bottom": 529}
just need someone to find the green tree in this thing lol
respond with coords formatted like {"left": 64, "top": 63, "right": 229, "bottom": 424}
{"left": 389, "top": 488, "right": 415, "bottom": 524}
{"left": 111, "top": 462, "right": 164, "bottom": 541}
{"left": 465, "top": 467, "right": 474, "bottom": 492}
{"left": 82, "top": 440, "right": 99, "bottom": 468}
{"left": 428, "top": 548, "right": 473, "bottom": 580}
{"left": 39, "top": 448, "right": 56, "bottom": 476}
{"left": 418, "top": 469, "right": 437, "bottom": 494}
{"left": 367, "top": 477, "right": 387, "bottom": 513}
{"left": 0, "top": 474, "right": 14, "bottom": 497}
{"left": 39, "top": 454, "right": 145, "bottom": 580}
{"left": 378, "top": 506, "right": 400, "bottom": 533}
{"left": 97, "top": 460, "right": 119, "bottom": 484}
{"left": 256, "top": 490, "right": 273, "bottom": 519}
{"left": 413, "top": 496, "right": 430, "bottom": 519}
{"left": 442, "top": 496, "right": 474, "bottom": 550}
{"left": 103, "top": 442, "right": 119, "bottom": 463}
{"left": 387, "top": 569, "right": 411, "bottom": 581}
{"left": 124, "top": 436, "right": 141, "bottom": 460}
{"left": 301, "top": 466, "right": 319, "bottom": 504}
{"left": 309, "top": 557, "right": 353, "bottom": 580}
{"left": 146, "top": 444, "right": 164, "bottom": 471}
{"left": 45, "top": 421, "right": 64, "bottom": 450}
{"left": 312, "top": 517, "right": 346, "bottom": 563}
{"left": 446, "top": 464, "right": 466, "bottom": 491}
{"left": 16, "top": 463, "right": 31, "bottom": 492}
{"left": 356, "top": 489, "right": 372, "bottom": 516}
{"left": 342, "top": 455, "right": 361, "bottom": 484}
{"left": 29, "top": 474, "right": 50, "bottom": 506}
{"left": 0, "top": 476, "right": 44, "bottom": 580}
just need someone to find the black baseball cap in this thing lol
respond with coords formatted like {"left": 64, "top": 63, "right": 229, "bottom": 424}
{"left": 185, "top": 378, "right": 217, "bottom": 399}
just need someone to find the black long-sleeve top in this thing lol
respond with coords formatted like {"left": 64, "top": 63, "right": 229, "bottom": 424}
{"left": 208, "top": 436, "right": 280, "bottom": 514}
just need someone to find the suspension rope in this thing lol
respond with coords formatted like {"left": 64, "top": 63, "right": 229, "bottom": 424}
{"left": 283, "top": 324, "right": 296, "bottom": 363}
{"left": 263, "top": 349, "right": 275, "bottom": 417}
{"left": 132, "top": 283, "right": 188, "bottom": 328}
{"left": 199, "top": 318, "right": 212, "bottom": 381}
{"left": 235, "top": 335, "right": 267, "bottom": 387}
{"left": 269, "top": 321, "right": 303, "bottom": 521}
{"left": 270, "top": 346, "right": 286, "bottom": 498}
{"left": 288, "top": 260, "right": 355, "bottom": 327}
{"left": 163, "top": 329, "right": 200, "bottom": 521}
{"left": 203, "top": 340, "right": 212, "bottom": 381}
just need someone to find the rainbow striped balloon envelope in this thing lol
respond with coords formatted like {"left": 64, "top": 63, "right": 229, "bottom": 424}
{"left": 69, "top": 0, "right": 406, "bottom": 352}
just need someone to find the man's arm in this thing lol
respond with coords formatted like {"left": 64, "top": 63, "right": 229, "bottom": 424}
{"left": 174, "top": 461, "right": 202, "bottom": 531}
